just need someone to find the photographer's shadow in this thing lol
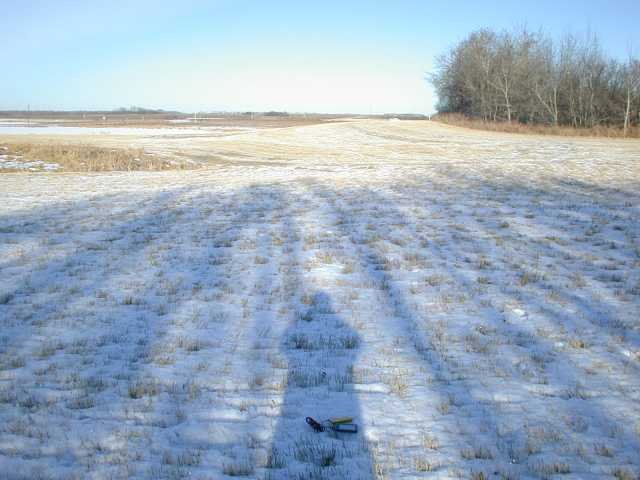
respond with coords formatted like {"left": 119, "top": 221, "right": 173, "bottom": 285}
{"left": 268, "top": 291, "right": 374, "bottom": 478}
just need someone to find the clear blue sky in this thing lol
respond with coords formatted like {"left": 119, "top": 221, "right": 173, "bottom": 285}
{"left": 2, "top": 0, "right": 638, "bottom": 114}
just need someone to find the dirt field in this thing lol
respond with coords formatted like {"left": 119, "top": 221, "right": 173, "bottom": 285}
{"left": 0, "top": 119, "right": 639, "bottom": 479}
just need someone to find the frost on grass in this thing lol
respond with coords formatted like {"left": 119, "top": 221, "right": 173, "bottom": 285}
{"left": 0, "top": 120, "right": 639, "bottom": 479}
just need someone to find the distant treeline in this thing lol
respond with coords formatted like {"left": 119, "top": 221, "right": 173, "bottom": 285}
{"left": 430, "top": 29, "right": 640, "bottom": 134}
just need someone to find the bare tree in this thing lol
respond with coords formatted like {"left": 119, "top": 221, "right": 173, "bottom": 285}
{"left": 622, "top": 54, "right": 640, "bottom": 136}
{"left": 488, "top": 32, "right": 518, "bottom": 123}
{"left": 530, "top": 37, "right": 564, "bottom": 125}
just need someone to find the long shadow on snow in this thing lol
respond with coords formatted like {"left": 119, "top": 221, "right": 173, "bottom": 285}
{"left": 108, "top": 184, "right": 285, "bottom": 477}
{"left": 402, "top": 178, "right": 639, "bottom": 458}
{"left": 0, "top": 187, "right": 212, "bottom": 475}
{"left": 462, "top": 174, "right": 640, "bottom": 351}
{"left": 0, "top": 188, "right": 186, "bottom": 370}
{"left": 313, "top": 182, "right": 640, "bottom": 476}
{"left": 0, "top": 185, "right": 278, "bottom": 477}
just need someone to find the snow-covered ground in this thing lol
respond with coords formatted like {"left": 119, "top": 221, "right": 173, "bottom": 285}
{"left": 0, "top": 120, "right": 639, "bottom": 479}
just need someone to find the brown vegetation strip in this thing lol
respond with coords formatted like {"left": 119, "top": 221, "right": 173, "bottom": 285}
{"left": 2, "top": 143, "right": 197, "bottom": 172}
{"left": 433, "top": 113, "right": 640, "bottom": 139}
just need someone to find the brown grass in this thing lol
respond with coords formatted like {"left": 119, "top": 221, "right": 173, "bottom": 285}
{"left": 433, "top": 113, "right": 640, "bottom": 139}
{"left": 2, "top": 143, "right": 195, "bottom": 172}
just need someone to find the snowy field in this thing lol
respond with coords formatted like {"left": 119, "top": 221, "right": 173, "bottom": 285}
{"left": 0, "top": 123, "right": 255, "bottom": 138}
{"left": 0, "top": 120, "right": 639, "bottom": 479}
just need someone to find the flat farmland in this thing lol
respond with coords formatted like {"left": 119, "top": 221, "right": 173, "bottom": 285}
{"left": 1, "top": 119, "right": 639, "bottom": 479}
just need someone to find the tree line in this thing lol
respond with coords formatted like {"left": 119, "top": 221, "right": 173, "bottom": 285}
{"left": 430, "top": 29, "right": 640, "bottom": 135}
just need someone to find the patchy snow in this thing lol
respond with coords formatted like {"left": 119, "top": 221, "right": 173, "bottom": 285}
{"left": 0, "top": 120, "right": 639, "bottom": 479}
{"left": 0, "top": 154, "right": 60, "bottom": 171}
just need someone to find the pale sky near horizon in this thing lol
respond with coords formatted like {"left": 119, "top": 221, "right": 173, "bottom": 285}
{"left": 2, "top": 0, "right": 639, "bottom": 114}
